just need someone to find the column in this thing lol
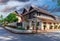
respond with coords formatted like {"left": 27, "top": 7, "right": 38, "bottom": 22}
{"left": 29, "top": 21, "right": 32, "bottom": 30}
{"left": 22, "top": 22, "right": 24, "bottom": 28}
{"left": 57, "top": 24, "right": 59, "bottom": 29}
{"left": 46, "top": 23, "right": 49, "bottom": 30}
{"left": 41, "top": 22, "right": 44, "bottom": 30}
{"left": 58, "top": 24, "right": 59, "bottom": 29}
{"left": 23, "top": 22, "right": 27, "bottom": 29}
{"left": 56, "top": 24, "right": 58, "bottom": 29}
{"left": 38, "top": 21, "right": 42, "bottom": 30}
{"left": 34, "top": 21, "right": 36, "bottom": 30}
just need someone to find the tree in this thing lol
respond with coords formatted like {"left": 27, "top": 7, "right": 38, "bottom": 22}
{"left": 52, "top": 0, "right": 60, "bottom": 6}
{"left": 4, "top": 13, "right": 18, "bottom": 23}
{"left": 0, "top": 15, "right": 3, "bottom": 23}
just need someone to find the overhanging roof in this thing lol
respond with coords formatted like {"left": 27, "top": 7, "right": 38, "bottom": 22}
{"left": 22, "top": 5, "right": 56, "bottom": 19}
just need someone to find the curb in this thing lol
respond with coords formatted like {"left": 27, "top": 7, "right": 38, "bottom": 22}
{"left": 4, "top": 26, "right": 35, "bottom": 34}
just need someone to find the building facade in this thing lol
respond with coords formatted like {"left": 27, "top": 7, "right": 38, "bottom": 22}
{"left": 13, "top": 5, "right": 60, "bottom": 30}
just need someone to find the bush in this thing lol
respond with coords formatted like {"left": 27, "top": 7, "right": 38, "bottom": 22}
{"left": 4, "top": 13, "right": 18, "bottom": 23}
{"left": 17, "top": 27, "right": 25, "bottom": 30}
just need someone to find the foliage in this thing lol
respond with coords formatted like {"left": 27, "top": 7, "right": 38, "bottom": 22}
{"left": 50, "top": 25, "right": 53, "bottom": 29}
{"left": 0, "top": 15, "right": 3, "bottom": 18}
{"left": 57, "top": 0, "right": 60, "bottom": 6}
{"left": 54, "top": 25, "right": 57, "bottom": 29}
{"left": 0, "top": 20, "right": 3, "bottom": 23}
{"left": 52, "top": 0, "right": 60, "bottom": 6}
{"left": 0, "top": 15, "right": 3, "bottom": 23}
{"left": 17, "top": 27, "right": 25, "bottom": 30}
{"left": 4, "top": 13, "right": 18, "bottom": 23}
{"left": 43, "top": 25, "right": 46, "bottom": 28}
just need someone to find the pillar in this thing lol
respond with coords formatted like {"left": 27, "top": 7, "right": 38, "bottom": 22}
{"left": 34, "top": 22, "right": 36, "bottom": 30}
{"left": 46, "top": 23, "right": 49, "bottom": 30}
{"left": 38, "top": 21, "right": 42, "bottom": 30}
{"left": 22, "top": 22, "right": 24, "bottom": 28}
{"left": 23, "top": 22, "right": 27, "bottom": 29}
{"left": 58, "top": 24, "right": 59, "bottom": 29}
{"left": 41, "top": 22, "right": 44, "bottom": 30}
{"left": 29, "top": 21, "right": 32, "bottom": 30}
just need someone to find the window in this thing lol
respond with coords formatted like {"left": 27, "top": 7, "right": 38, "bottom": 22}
{"left": 17, "top": 22, "right": 22, "bottom": 27}
{"left": 43, "top": 22, "right": 46, "bottom": 24}
{"left": 54, "top": 23, "right": 55, "bottom": 25}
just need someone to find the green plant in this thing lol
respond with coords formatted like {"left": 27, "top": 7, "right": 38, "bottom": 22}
{"left": 54, "top": 25, "right": 57, "bottom": 29}
{"left": 0, "top": 20, "right": 3, "bottom": 23}
{"left": 50, "top": 25, "right": 53, "bottom": 29}
{"left": 43, "top": 25, "right": 46, "bottom": 30}
{"left": 4, "top": 13, "right": 18, "bottom": 23}
{"left": 17, "top": 27, "right": 25, "bottom": 30}
{"left": 36, "top": 22, "right": 39, "bottom": 26}
{"left": 52, "top": 0, "right": 60, "bottom": 6}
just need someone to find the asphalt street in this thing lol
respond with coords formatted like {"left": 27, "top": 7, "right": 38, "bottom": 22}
{"left": 0, "top": 27, "right": 60, "bottom": 41}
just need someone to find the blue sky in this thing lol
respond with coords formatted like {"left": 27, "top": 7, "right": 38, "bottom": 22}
{"left": 31, "top": 0, "right": 57, "bottom": 10}
{"left": 0, "top": 0, "right": 60, "bottom": 18}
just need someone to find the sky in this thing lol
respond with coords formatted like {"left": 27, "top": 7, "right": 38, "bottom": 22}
{"left": 0, "top": 0, "right": 60, "bottom": 18}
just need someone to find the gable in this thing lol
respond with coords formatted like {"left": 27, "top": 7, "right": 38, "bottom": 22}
{"left": 22, "top": 8, "right": 27, "bottom": 14}
{"left": 29, "top": 6, "right": 34, "bottom": 11}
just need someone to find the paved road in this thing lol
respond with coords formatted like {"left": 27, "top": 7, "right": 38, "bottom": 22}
{"left": 0, "top": 27, "right": 60, "bottom": 41}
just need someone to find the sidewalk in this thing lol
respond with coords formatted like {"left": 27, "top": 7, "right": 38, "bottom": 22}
{"left": 33, "top": 29, "right": 60, "bottom": 33}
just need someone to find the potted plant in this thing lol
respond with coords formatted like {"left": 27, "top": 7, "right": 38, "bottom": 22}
{"left": 50, "top": 25, "right": 53, "bottom": 29}
{"left": 54, "top": 25, "right": 57, "bottom": 29}
{"left": 43, "top": 25, "right": 46, "bottom": 30}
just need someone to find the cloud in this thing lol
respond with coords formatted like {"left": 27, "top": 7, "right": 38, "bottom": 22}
{"left": 0, "top": 1, "right": 31, "bottom": 12}
{"left": 0, "top": 0, "right": 31, "bottom": 18}
{"left": 13, "top": 0, "right": 29, "bottom": 2}
{"left": 0, "top": 0, "right": 29, "bottom": 4}
{"left": 0, "top": 0, "right": 58, "bottom": 18}
{"left": 0, "top": 0, "right": 9, "bottom": 4}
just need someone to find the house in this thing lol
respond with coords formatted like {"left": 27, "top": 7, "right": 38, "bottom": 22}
{"left": 12, "top": 5, "right": 60, "bottom": 30}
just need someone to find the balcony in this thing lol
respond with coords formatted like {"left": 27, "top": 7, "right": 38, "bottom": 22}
{"left": 34, "top": 14, "right": 54, "bottom": 20}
